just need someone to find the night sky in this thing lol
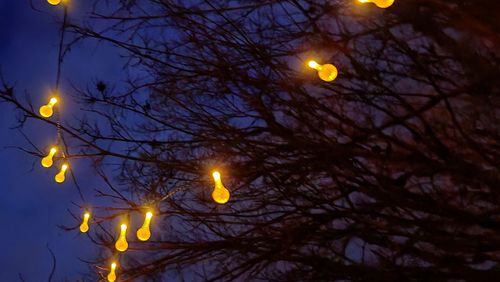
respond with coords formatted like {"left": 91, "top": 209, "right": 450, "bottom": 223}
{"left": 0, "top": 1, "right": 124, "bottom": 280}
{"left": 2, "top": 0, "right": 498, "bottom": 281}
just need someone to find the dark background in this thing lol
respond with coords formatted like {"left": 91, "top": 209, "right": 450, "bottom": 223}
{"left": 0, "top": 0, "right": 123, "bottom": 280}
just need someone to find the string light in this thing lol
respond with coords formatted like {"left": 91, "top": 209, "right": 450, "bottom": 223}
{"left": 211, "top": 171, "right": 230, "bottom": 204}
{"left": 357, "top": 0, "right": 394, "bottom": 8}
{"left": 115, "top": 224, "right": 129, "bottom": 252}
{"left": 41, "top": 147, "right": 57, "bottom": 168}
{"left": 39, "top": 97, "right": 58, "bottom": 118}
{"left": 107, "top": 262, "right": 117, "bottom": 282}
{"left": 307, "top": 60, "right": 338, "bottom": 82}
{"left": 55, "top": 162, "right": 69, "bottom": 183}
{"left": 137, "top": 211, "right": 153, "bottom": 241}
{"left": 79, "top": 212, "right": 90, "bottom": 233}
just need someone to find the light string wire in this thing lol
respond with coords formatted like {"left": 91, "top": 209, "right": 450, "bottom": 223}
{"left": 55, "top": 5, "right": 68, "bottom": 157}
{"left": 51, "top": 4, "right": 87, "bottom": 202}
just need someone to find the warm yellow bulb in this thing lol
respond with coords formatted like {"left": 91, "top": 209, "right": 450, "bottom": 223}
{"left": 212, "top": 171, "right": 230, "bottom": 204}
{"left": 41, "top": 147, "right": 57, "bottom": 168}
{"left": 107, "top": 262, "right": 117, "bottom": 282}
{"left": 137, "top": 211, "right": 153, "bottom": 241}
{"left": 47, "top": 0, "right": 62, "bottom": 5}
{"left": 212, "top": 171, "right": 221, "bottom": 181}
{"left": 358, "top": 0, "right": 394, "bottom": 8}
{"left": 39, "top": 97, "right": 58, "bottom": 118}
{"left": 308, "top": 60, "right": 320, "bottom": 70}
{"left": 55, "top": 163, "right": 69, "bottom": 183}
{"left": 115, "top": 224, "right": 128, "bottom": 252}
{"left": 79, "top": 212, "right": 90, "bottom": 233}
{"left": 307, "top": 60, "right": 338, "bottom": 82}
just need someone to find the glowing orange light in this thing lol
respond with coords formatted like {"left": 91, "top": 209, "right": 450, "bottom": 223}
{"left": 115, "top": 224, "right": 128, "bottom": 252}
{"left": 212, "top": 171, "right": 230, "bottom": 204}
{"left": 47, "top": 0, "right": 62, "bottom": 6}
{"left": 357, "top": 0, "right": 394, "bottom": 9}
{"left": 41, "top": 147, "right": 57, "bottom": 168}
{"left": 39, "top": 97, "right": 58, "bottom": 118}
{"left": 55, "top": 163, "right": 69, "bottom": 183}
{"left": 79, "top": 212, "right": 90, "bottom": 233}
{"left": 107, "top": 262, "right": 117, "bottom": 282}
{"left": 136, "top": 211, "right": 153, "bottom": 241}
{"left": 307, "top": 60, "right": 338, "bottom": 82}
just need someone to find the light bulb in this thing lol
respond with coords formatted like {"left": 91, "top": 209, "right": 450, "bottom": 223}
{"left": 357, "top": 0, "right": 394, "bottom": 8}
{"left": 41, "top": 147, "right": 57, "bottom": 168}
{"left": 55, "top": 163, "right": 69, "bottom": 183}
{"left": 47, "top": 0, "right": 62, "bottom": 5}
{"left": 115, "top": 224, "right": 128, "bottom": 252}
{"left": 39, "top": 97, "right": 58, "bottom": 118}
{"left": 79, "top": 212, "right": 90, "bottom": 233}
{"left": 212, "top": 171, "right": 230, "bottom": 204}
{"left": 137, "top": 211, "right": 153, "bottom": 241}
{"left": 107, "top": 262, "right": 117, "bottom": 282}
{"left": 307, "top": 60, "right": 338, "bottom": 82}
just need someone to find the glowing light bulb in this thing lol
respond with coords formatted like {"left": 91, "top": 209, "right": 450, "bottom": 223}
{"left": 39, "top": 97, "right": 58, "bottom": 118}
{"left": 136, "top": 211, "right": 153, "bottom": 241}
{"left": 357, "top": 0, "right": 394, "bottom": 8}
{"left": 47, "top": 0, "right": 62, "bottom": 5}
{"left": 107, "top": 262, "right": 117, "bottom": 282}
{"left": 41, "top": 147, "right": 57, "bottom": 168}
{"left": 115, "top": 224, "right": 128, "bottom": 252}
{"left": 55, "top": 163, "right": 69, "bottom": 183}
{"left": 212, "top": 171, "right": 230, "bottom": 204}
{"left": 79, "top": 212, "right": 90, "bottom": 233}
{"left": 307, "top": 60, "right": 338, "bottom": 82}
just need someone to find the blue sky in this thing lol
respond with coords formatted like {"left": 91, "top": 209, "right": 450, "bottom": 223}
{"left": 0, "top": 0, "right": 124, "bottom": 280}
